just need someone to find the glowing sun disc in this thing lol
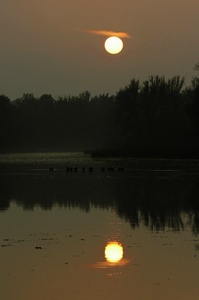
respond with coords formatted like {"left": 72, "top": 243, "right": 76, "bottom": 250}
{"left": 105, "top": 241, "right": 123, "bottom": 263}
{"left": 104, "top": 36, "right": 123, "bottom": 54}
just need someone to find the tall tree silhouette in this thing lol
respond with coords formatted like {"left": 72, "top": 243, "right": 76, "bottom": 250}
{"left": 186, "top": 77, "right": 199, "bottom": 136}
{"left": 0, "top": 95, "right": 11, "bottom": 149}
{"left": 115, "top": 79, "right": 140, "bottom": 147}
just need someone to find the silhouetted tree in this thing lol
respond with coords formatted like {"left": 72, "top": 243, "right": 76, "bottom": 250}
{"left": 139, "top": 76, "right": 168, "bottom": 146}
{"left": 0, "top": 95, "right": 12, "bottom": 149}
{"left": 164, "top": 76, "right": 185, "bottom": 141}
{"left": 186, "top": 77, "right": 199, "bottom": 136}
{"left": 114, "top": 76, "right": 189, "bottom": 156}
{"left": 0, "top": 94, "right": 10, "bottom": 106}
{"left": 115, "top": 79, "right": 140, "bottom": 147}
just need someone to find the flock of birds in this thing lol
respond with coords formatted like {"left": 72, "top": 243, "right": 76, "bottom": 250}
{"left": 15, "top": 166, "right": 125, "bottom": 173}
{"left": 48, "top": 166, "right": 125, "bottom": 172}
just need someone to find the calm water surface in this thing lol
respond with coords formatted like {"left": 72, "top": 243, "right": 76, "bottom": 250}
{"left": 0, "top": 153, "right": 199, "bottom": 300}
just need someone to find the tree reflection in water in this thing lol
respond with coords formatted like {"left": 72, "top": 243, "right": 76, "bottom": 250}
{"left": 0, "top": 175, "right": 199, "bottom": 234}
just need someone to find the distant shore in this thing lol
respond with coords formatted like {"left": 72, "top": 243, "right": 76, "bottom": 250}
{"left": 85, "top": 146, "right": 199, "bottom": 159}
{"left": 1, "top": 145, "right": 199, "bottom": 159}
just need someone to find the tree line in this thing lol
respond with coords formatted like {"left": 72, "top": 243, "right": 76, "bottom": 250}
{"left": 0, "top": 91, "right": 116, "bottom": 152}
{"left": 0, "top": 71, "right": 199, "bottom": 156}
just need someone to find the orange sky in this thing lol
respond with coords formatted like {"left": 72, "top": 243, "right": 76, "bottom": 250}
{"left": 0, "top": 0, "right": 199, "bottom": 99}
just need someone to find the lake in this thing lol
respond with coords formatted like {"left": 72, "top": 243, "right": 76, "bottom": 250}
{"left": 0, "top": 152, "right": 199, "bottom": 300}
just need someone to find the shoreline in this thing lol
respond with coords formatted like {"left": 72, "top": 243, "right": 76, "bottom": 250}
{"left": 85, "top": 147, "right": 199, "bottom": 159}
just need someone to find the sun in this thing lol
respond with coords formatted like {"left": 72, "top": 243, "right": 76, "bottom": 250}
{"left": 104, "top": 36, "right": 123, "bottom": 55}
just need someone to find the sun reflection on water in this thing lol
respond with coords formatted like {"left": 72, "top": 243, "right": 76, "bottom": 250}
{"left": 91, "top": 240, "right": 130, "bottom": 269}
{"left": 105, "top": 241, "right": 123, "bottom": 263}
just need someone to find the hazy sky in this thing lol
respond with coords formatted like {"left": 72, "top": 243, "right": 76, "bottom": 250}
{"left": 0, "top": 0, "right": 199, "bottom": 99}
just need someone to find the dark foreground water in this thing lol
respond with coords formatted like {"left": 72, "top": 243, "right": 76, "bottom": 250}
{"left": 0, "top": 152, "right": 199, "bottom": 300}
